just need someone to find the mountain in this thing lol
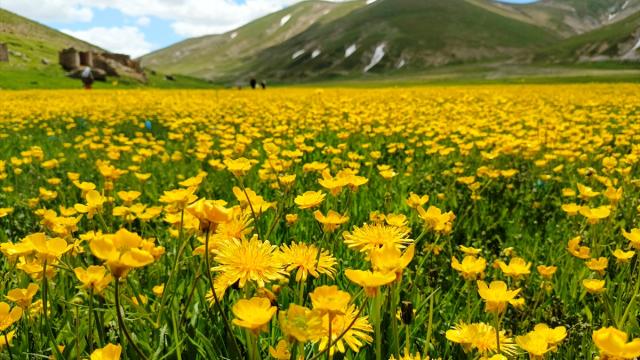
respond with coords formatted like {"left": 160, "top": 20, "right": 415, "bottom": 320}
{"left": 143, "top": 0, "right": 568, "bottom": 82}
{"left": 141, "top": 0, "right": 367, "bottom": 80}
{"left": 536, "top": 9, "right": 640, "bottom": 62}
{"left": 0, "top": 8, "right": 100, "bottom": 67}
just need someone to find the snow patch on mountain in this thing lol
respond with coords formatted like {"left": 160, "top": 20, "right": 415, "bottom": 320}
{"left": 280, "top": 14, "right": 292, "bottom": 26}
{"left": 292, "top": 49, "right": 305, "bottom": 59}
{"left": 345, "top": 44, "right": 357, "bottom": 58}
{"left": 364, "top": 43, "right": 386, "bottom": 72}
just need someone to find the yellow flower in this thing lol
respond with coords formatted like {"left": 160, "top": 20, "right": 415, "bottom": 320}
{"left": 406, "top": 192, "right": 429, "bottom": 208}
{"left": 560, "top": 203, "right": 581, "bottom": 216}
{"left": 89, "top": 229, "right": 155, "bottom": 278}
{"left": 278, "top": 304, "right": 324, "bottom": 342}
{"left": 345, "top": 269, "right": 396, "bottom": 296}
{"left": 496, "top": 257, "right": 531, "bottom": 279}
{"left": 583, "top": 279, "right": 606, "bottom": 294}
{"left": 231, "top": 297, "right": 276, "bottom": 332}
{"left": 0, "top": 330, "right": 15, "bottom": 350}
{"left": 117, "top": 190, "right": 141, "bottom": 205}
{"left": 585, "top": 257, "right": 608, "bottom": 275}
{"left": 6, "top": 283, "right": 38, "bottom": 309}
{"left": 0, "top": 208, "right": 13, "bottom": 218}
{"left": 294, "top": 191, "right": 326, "bottom": 210}
{"left": 224, "top": 157, "right": 254, "bottom": 176}
{"left": 613, "top": 249, "right": 635, "bottom": 263}
{"left": 74, "top": 265, "right": 113, "bottom": 293}
{"left": 313, "top": 210, "right": 349, "bottom": 232}
{"left": 29, "top": 233, "right": 72, "bottom": 262}
{"left": 446, "top": 322, "right": 517, "bottom": 356}
{"left": 567, "top": 236, "right": 590, "bottom": 259}
{"left": 90, "top": 343, "right": 122, "bottom": 360}
{"left": 389, "top": 351, "right": 425, "bottom": 360}
{"left": 516, "top": 332, "right": 549, "bottom": 357}
{"left": 593, "top": 327, "right": 640, "bottom": 359}
{"left": 370, "top": 244, "right": 415, "bottom": 278}
{"left": 310, "top": 285, "right": 351, "bottom": 316}
{"left": 579, "top": 205, "right": 610, "bottom": 224}
{"left": 0, "top": 302, "right": 22, "bottom": 331}
{"left": 622, "top": 228, "right": 640, "bottom": 250}
{"left": 285, "top": 213, "right": 298, "bottom": 225}
{"left": 536, "top": 265, "right": 557, "bottom": 279}
{"left": 459, "top": 245, "right": 481, "bottom": 256}
{"left": 186, "top": 198, "right": 232, "bottom": 231}
{"left": 343, "top": 223, "right": 412, "bottom": 253}
{"left": 212, "top": 236, "right": 286, "bottom": 289}
{"left": 451, "top": 256, "right": 486, "bottom": 280}
{"left": 416, "top": 206, "right": 455, "bottom": 234}
{"left": 152, "top": 284, "right": 165, "bottom": 297}
{"left": 232, "top": 186, "right": 274, "bottom": 215}
{"left": 279, "top": 242, "right": 336, "bottom": 282}
{"left": 159, "top": 187, "right": 197, "bottom": 211}
{"left": 269, "top": 339, "right": 291, "bottom": 360}
{"left": 532, "top": 324, "right": 567, "bottom": 348}
{"left": 477, "top": 281, "right": 520, "bottom": 314}
{"left": 577, "top": 183, "right": 600, "bottom": 200}
{"left": 316, "top": 304, "right": 373, "bottom": 356}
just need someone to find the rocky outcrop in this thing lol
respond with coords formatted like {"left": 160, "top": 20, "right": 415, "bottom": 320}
{"left": 58, "top": 48, "right": 147, "bottom": 83}
{"left": 0, "top": 43, "right": 9, "bottom": 62}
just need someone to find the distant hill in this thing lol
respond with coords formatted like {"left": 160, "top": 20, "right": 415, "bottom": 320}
{"left": 141, "top": 0, "right": 367, "bottom": 81}
{"left": 0, "top": 8, "right": 100, "bottom": 67}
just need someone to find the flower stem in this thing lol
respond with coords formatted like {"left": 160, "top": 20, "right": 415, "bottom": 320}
{"left": 494, "top": 313, "right": 501, "bottom": 354}
{"left": 327, "top": 313, "right": 333, "bottom": 360}
{"left": 88, "top": 288, "right": 94, "bottom": 354}
{"left": 4, "top": 332, "right": 13, "bottom": 360}
{"left": 42, "top": 260, "right": 64, "bottom": 360}
{"left": 204, "top": 227, "right": 242, "bottom": 358}
{"left": 389, "top": 284, "right": 400, "bottom": 357}
{"left": 114, "top": 279, "right": 149, "bottom": 360}
{"left": 373, "top": 294, "right": 382, "bottom": 360}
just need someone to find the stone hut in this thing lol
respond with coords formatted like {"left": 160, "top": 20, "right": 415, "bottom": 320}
{"left": 59, "top": 48, "right": 80, "bottom": 70}
{"left": 0, "top": 43, "right": 9, "bottom": 62}
{"left": 78, "top": 51, "right": 93, "bottom": 67}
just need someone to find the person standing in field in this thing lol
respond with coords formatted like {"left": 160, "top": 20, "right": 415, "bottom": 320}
{"left": 81, "top": 66, "right": 94, "bottom": 90}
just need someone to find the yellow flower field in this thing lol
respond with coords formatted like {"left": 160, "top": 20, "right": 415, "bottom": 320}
{"left": 0, "top": 85, "right": 639, "bottom": 359}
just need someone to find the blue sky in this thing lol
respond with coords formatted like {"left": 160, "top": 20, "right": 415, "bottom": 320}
{"left": 0, "top": 0, "right": 538, "bottom": 57}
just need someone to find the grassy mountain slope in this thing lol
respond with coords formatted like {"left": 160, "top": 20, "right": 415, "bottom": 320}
{"left": 242, "top": 0, "right": 560, "bottom": 81}
{"left": 536, "top": 9, "right": 640, "bottom": 62}
{"left": 474, "top": 0, "right": 640, "bottom": 36}
{"left": 140, "top": 0, "right": 366, "bottom": 79}
{"left": 0, "top": 8, "right": 100, "bottom": 67}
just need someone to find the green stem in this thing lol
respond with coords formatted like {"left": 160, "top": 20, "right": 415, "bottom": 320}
{"left": 494, "top": 313, "right": 501, "bottom": 354}
{"left": 4, "top": 332, "right": 13, "bottom": 360}
{"left": 389, "top": 284, "right": 400, "bottom": 357}
{"left": 374, "top": 294, "right": 382, "bottom": 360}
{"left": 42, "top": 260, "right": 64, "bottom": 360}
{"left": 327, "top": 313, "right": 333, "bottom": 360}
{"left": 115, "top": 279, "right": 149, "bottom": 360}
{"left": 620, "top": 263, "right": 640, "bottom": 327}
{"left": 425, "top": 293, "right": 434, "bottom": 357}
{"left": 204, "top": 227, "right": 242, "bottom": 358}
{"left": 88, "top": 288, "right": 94, "bottom": 354}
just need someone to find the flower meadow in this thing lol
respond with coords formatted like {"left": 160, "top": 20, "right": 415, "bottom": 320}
{"left": 0, "top": 85, "right": 640, "bottom": 359}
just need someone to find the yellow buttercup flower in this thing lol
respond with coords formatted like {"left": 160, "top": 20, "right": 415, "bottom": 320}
{"left": 74, "top": 265, "right": 113, "bottom": 293}
{"left": 613, "top": 249, "right": 635, "bottom": 263}
{"left": 90, "top": 343, "right": 122, "bottom": 360}
{"left": 278, "top": 304, "right": 324, "bottom": 342}
{"left": 406, "top": 192, "right": 429, "bottom": 208}
{"left": 577, "top": 183, "right": 600, "bottom": 200}
{"left": 224, "top": 157, "right": 254, "bottom": 176}
{"left": 416, "top": 205, "right": 455, "bottom": 234}
{"left": 310, "top": 285, "right": 351, "bottom": 316}
{"left": 585, "top": 257, "right": 608, "bottom": 275}
{"left": 159, "top": 187, "right": 197, "bottom": 211}
{"left": 117, "top": 190, "right": 141, "bottom": 205}
{"left": 313, "top": 210, "right": 349, "bottom": 232}
{"left": 593, "top": 327, "right": 640, "bottom": 359}
{"left": 343, "top": 223, "right": 412, "bottom": 253}
{"left": 622, "top": 228, "right": 640, "bottom": 250}
{"left": 536, "top": 265, "right": 557, "bottom": 279}
{"left": 231, "top": 297, "right": 276, "bottom": 332}
{"left": 496, "top": 257, "right": 531, "bottom": 279}
{"left": 0, "top": 302, "right": 22, "bottom": 331}
{"left": 477, "top": 281, "right": 520, "bottom": 314}
{"left": 294, "top": 190, "right": 326, "bottom": 210}
{"left": 345, "top": 269, "right": 396, "bottom": 296}
{"left": 583, "top": 279, "right": 606, "bottom": 294}
{"left": 186, "top": 198, "right": 232, "bottom": 231}
{"left": 89, "top": 229, "right": 155, "bottom": 278}
{"left": 29, "top": 233, "right": 72, "bottom": 262}
{"left": 452, "top": 256, "right": 487, "bottom": 280}
{"left": 567, "top": 236, "right": 590, "bottom": 259}
{"left": 269, "top": 339, "right": 291, "bottom": 360}
{"left": 370, "top": 244, "right": 415, "bottom": 278}
{"left": 6, "top": 283, "right": 38, "bottom": 309}
{"left": 579, "top": 205, "right": 610, "bottom": 224}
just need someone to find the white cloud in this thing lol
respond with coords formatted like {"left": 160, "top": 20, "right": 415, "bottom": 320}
{"left": 1, "top": 0, "right": 94, "bottom": 22}
{"left": 61, "top": 26, "right": 153, "bottom": 57}
{"left": 136, "top": 16, "right": 151, "bottom": 26}
{"left": 2, "top": 0, "right": 312, "bottom": 36}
